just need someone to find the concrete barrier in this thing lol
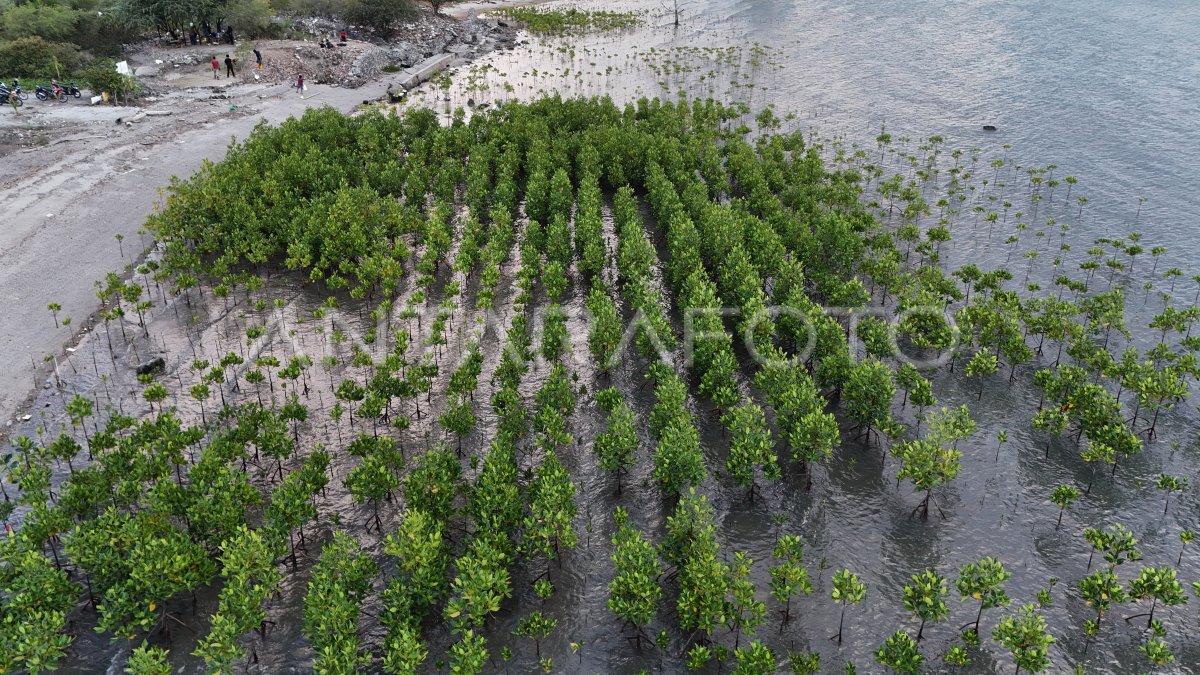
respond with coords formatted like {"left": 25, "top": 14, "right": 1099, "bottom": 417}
{"left": 399, "top": 53, "right": 455, "bottom": 91}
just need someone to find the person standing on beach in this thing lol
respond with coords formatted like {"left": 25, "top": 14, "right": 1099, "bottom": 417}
{"left": 295, "top": 73, "right": 304, "bottom": 95}
{"left": 224, "top": 54, "right": 236, "bottom": 78}
{"left": 254, "top": 48, "right": 263, "bottom": 70}
{"left": 211, "top": 56, "right": 220, "bottom": 79}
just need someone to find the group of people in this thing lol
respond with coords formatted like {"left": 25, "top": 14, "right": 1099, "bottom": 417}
{"left": 184, "top": 22, "right": 234, "bottom": 46}
{"left": 205, "top": 50, "right": 304, "bottom": 97}
{"left": 202, "top": 29, "right": 350, "bottom": 94}
{"left": 319, "top": 30, "right": 349, "bottom": 49}
{"left": 210, "top": 54, "right": 237, "bottom": 79}
{"left": 209, "top": 48, "right": 266, "bottom": 80}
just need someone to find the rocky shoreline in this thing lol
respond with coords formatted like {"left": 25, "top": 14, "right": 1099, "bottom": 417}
{"left": 125, "top": 10, "right": 520, "bottom": 92}
{"left": 344, "top": 16, "right": 518, "bottom": 88}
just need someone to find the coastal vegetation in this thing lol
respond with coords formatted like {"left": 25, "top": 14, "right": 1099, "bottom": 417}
{"left": 3, "top": 50, "right": 1199, "bottom": 672}
{"left": 496, "top": 7, "right": 641, "bottom": 35}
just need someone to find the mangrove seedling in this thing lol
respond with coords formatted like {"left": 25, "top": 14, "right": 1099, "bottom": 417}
{"left": 874, "top": 631, "right": 922, "bottom": 674}
{"left": 903, "top": 569, "right": 948, "bottom": 641}
{"left": 512, "top": 610, "right": 556, "bottom": 658}
{"left": 1126, "top": 566, "right": 1187, "bottom": 629}
{"left": 1049, "top": 484, "right": 1080, "bottom": 530}
{"left": 726, "top": 551, "right": 766, "bottom": 649}
{"left": 769, "top": 535, "right": 812, "bottom": 623}
{"left": 956, "top": 557, "right": 1010, "bottom": 636}
{"left": 1141, "top": 636, "right": 1175, "bottom": 666}
{"left": 607, "top": 507, "right": 661, "bottom": 645}
{"left": 830, "top": 569, "right": 866, "bottom": 644}
{"left": 1078, "top": 568, "right": 1124, "bottom": 654}
{"left": 1154, "top": 474, "right": 1187, "bottom": 515}
{"left": 731, "top": 641, "right": 774, "bottom": 675}
{"left": 992, "top": 604, "right": 1054, "bottom": 674}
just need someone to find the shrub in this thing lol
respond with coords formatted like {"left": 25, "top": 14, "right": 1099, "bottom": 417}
{"left": 78, "top": 58, "right": 141, "bottom": 100}
{"left": 345, "top": 0, "right": 417, "bottom": 38}
{"left": 0, "top": 36, "right": 82, "bottom": 78}
{"left": 0, "top": 3, "right": 79, "bottom": 41}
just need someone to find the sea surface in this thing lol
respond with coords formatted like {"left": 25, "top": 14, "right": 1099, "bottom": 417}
{"left": 697, "top": 0, "right": 1200, "bottom": 257}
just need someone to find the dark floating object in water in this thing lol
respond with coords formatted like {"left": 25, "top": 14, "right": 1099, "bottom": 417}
{"left": 982, "top": 125, "right": 998, "bottom": 131}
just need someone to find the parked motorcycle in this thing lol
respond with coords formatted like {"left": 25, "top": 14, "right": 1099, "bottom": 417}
{"left": 9, "top": 79, "right": 28, "bottom": 100}
{"left": 60, "top": 81, "right": 82, "bottom": 98}
{"left": 0, "top": 85, "right": 23, "bottom": 107}
{"left": 35, "top": 84, "right": 68, "bottom": 102}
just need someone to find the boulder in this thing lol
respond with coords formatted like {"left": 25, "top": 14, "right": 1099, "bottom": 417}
{"left": 135, "top": 357, "right": 166, "bottom": 375}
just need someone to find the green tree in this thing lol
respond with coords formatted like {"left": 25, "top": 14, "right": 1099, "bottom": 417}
{"left": 723, "top": 402, "right": 779, "bottom": 500}
{"left": 512, "top": 610, "right": 556, "bottom": 658}
{"left": 956, "top": 557, "right": 1010, "bottom": 636}
{"left": 768, "top": 534, "right": 812, "bottom": 623}
{"left": 1049, "top": 484, "right": 1080, "bottom": 530}
{"left": 303, "top": 531, "right": 377, "bottom": 673}
{"left": 652, "top": 418, "right": 707, "bottom": 496}
{"left": 725, "top": 552, "right": 766, "bottom": 648}
{"left": 143, "top": 381, "right": 169, "bottom": 413}
{"left": 1154, "top": 474, "right": 1187, "bottom": 516}
{"left": 731, "top": 641, "right": 775, "bottom": 675}
{"left": 541, "top": 303, "right": 569, "bottom": 361}
{"left": 194, "top": 526, "right": 284, "bottom": 673}
{"left": 345, "top": 452, "right": 400, "bottom": 533}
{"left": 843, "top": 359, "right": 895, "bottom": 437}
{"left": 587, "top": 285, "right": 622, "bottom": 371}
{"left": 0, "top": 548, "right": 77, "bottom": 674}
{"left": 992, "top": 604, "right": 1053, "bottom": 674}
{"left": 439, "top": 395, "right": 477, "bottom": 452}
{"left": 874, "top": 631, "right": 922, "bottom": 674}
{"left": 830, "top": 569, "right": 866, "bottom": 644}
{"left": 444, "top": 536, "right": 511, "bottom": 632}
{"left": 404, "top": 446, "right": 461, "bottom": 523}
{"left": 523, "top": 450, "right": 578, "bottom": 572}
{"left": 1127, "top": 565, "right": 1187, "bottom": 629}
{"left": 448, "top": 629, "right": 488, "bottom": 675}
{"left": 593, "top": 388, "right": 638, "bottom": 494}
{"left": 894, "top": 438, "right": 959, "bottom": 521}
{"left": 346, "top": 0, "right": 419, "bottom": 38}
{"left": 902, "top": 569, "right": 948, "bottom": 641}
{"left": 788, "top": 650, "right": 821, "bottom": 674}
{"left": 1077, "top": 568, "right": 1124, "bottom": 653}
{"left": 1141, "top": 636, "right": 1174, "bottom": 667}
{"left": 381, "top": 622, "right": 426, "bottom": 675}
{"left": 126, "top": 642, "right": 171, "bottom": 674}
{"left": 607, "top": 507, "right": 662, "bottom": 641}
{"left": 965, "top": 348, "right": 999, "bottom": 400}
{"left": 383, "top": 508, "right": 449, "bottom": 622}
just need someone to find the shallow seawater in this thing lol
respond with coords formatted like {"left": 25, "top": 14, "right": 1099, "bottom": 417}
{"left": 10, "top": 0, "right": 1200, "bottom": 673}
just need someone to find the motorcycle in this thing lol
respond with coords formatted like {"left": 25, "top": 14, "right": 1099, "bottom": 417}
{"left": 0, "top": 85, "right": 23, "bottom": 107}
{"left": 35, "top": 84, "right": 68, "bottom": 102}
{"left": 60, "top": 81, "right": 82, "bottom": 98}
{"left": 9, "top": 79, "right": 28, "bottom": 100}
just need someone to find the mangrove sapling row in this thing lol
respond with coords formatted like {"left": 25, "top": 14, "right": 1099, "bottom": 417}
{"left": 4, "top": 95, "right": 1200, "bottom": 673}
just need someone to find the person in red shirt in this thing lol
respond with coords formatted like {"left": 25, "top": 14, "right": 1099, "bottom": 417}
{"left": 210, "top": 56, "right": 219, "bottom": 80}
